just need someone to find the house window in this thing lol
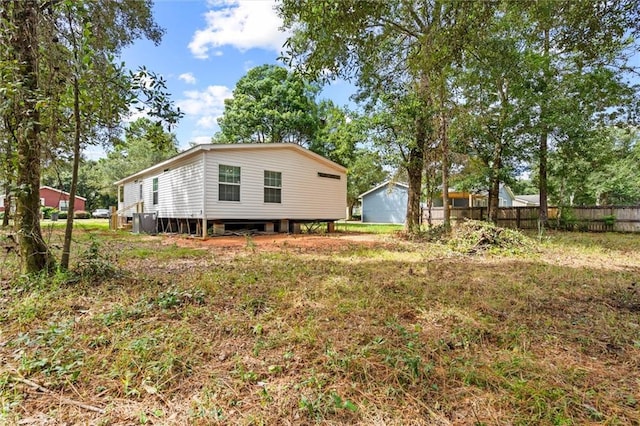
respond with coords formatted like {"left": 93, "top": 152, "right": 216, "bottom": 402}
{"left": 219, "top": 164, "right": 240, "bottom": 201}
{"left": 152, "top": 178, "right": 158, "bottom": 205}
{"left": 264, "top": 170, "right": 282, "bottom": 203}
{"left": 59, "top": 200, "right": 68, "bottom": 211}
{"left": 118, "top": 186, "right": 124, "bottom": 203}
{"left": 139, "top": 183, "right": 143, "bottom": 200}
{"left": 40, "top": 198, "right": 45, "bottom": 207}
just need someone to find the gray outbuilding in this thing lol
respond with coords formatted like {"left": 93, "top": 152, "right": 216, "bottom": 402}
{"left": 359, "top": 181, "right": 408, "bottom": 224}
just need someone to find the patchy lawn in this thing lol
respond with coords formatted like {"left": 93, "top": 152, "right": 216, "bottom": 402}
{"left": 1, "top": 226, "right": 639, "bottom": 425}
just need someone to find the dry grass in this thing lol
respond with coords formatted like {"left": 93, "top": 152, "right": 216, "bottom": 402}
{"left": 1, "top": 226, "right": 639, "bottom": 425}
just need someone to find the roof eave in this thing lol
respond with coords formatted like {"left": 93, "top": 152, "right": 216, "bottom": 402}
{"left": 114, "top": 143, "right": 347, "bottom": 186}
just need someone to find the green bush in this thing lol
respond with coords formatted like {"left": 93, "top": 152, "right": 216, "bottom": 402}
{"left": 41, "top": 206, "right": 56, "bottom": 219}
{"left": 603, "top": 214, "right": 616, "bottom": 227}
{"left": 58, "top": 211, "right": 68, "bottom": 219}
{"left": 74, "top": 210, "right": 91, "bottom": 219}
{"left": 555, "top": 207, "right": 578, "bottom": 231}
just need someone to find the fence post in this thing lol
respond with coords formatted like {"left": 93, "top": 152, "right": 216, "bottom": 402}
{"left": 516, "top": 207, "right": 521, "bottom": 229}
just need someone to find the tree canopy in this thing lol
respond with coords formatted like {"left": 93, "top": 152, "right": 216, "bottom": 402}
{"left": 1, "top": 0, "right": 179, "bottom": 273}
{"left": 279, "top": 0, "right": 640, "bottom": 231}
{"left": 216, "top": 64, "right": 319, "bottom": 145}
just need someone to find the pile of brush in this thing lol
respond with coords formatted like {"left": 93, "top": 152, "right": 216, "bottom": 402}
{"left": 447, "top": 220, "right": 535, "bottom": 254}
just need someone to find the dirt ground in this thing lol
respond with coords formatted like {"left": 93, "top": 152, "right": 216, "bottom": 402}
{"left": 160, "top": 232, "right": 385, "bottom": 251}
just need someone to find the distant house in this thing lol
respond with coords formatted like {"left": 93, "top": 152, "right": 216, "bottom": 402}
{"left": 513, "top": 194, "right": 540, "bottom": 207}
{"left": 359, "top": 180, "right": 518, "bottom": 224}
{"left": 432, "top": 185, "right": 516, "bottom": 208}
{"left": 0, "top": 186, "right": 86, "bottom": 213}
{"left": 40, "top": 186, "right": 86, "bottom": 212}
{"left": 359, "top": 181, "right": 408, "bottom": 224}
{"left": 431, "top": 190, "right": 489, "bottom": 208}
{"left": 115, "top": 143, "right": 347, "bottom": 235}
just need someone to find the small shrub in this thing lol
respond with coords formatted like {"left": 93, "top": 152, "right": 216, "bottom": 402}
{"left": 40, "top": 206, "right": 56, "bottom": 219}
{"left": 73, "top": 210, "right": 91, "bottom": 219}
{"left": 58, "top": 211, "right": 68, "bottom": 219}
{"left": 553, "top": 207, "right": 579, "bottom": 231}
{"left": 603, "top": 214, "right": 616, "bottom": 227}
{"left": 154, "top": 286, "right": 206, "bottom": 309}
{"left": 410, "top": 223, "right": 450, "bottom": 242}
{"left": 72, "top": 237, "right": 121, "bottom": 283}
{"left": 447, "top": 220, "right": 534, "bottom": 254}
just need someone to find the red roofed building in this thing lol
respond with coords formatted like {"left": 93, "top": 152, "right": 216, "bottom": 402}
{"left": 0, "top": 186, "right": 86, "bottom": 212}
{"left": 39, "top": 186, "right": 86, "bottom": 212}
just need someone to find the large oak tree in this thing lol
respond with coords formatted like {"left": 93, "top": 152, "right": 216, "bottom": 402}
{"left": 216, "top": 64, "right": 319, "bottom": 145}
{"left": 278, "top": 0, "right": 495, "bottom": 232}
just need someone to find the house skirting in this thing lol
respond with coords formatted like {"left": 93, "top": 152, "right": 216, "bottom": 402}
{"left": 152, "top": 217, "right": 338, "bottom": 237}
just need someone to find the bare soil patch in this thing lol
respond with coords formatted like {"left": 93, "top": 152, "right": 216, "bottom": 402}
{"left": 161, "top": 232, "right": 385, "bottom": 251}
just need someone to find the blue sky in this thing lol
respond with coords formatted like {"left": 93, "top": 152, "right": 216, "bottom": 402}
{"left": 85, "top": 0, "right": 639, "bottom": 161}
{"left": 85, "top": 0, "right": 352, "bottom": 159}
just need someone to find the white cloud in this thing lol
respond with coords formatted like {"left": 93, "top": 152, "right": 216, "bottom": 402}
{"left": 188, "top": 0, "right": 289, "bottom": 59}
{"left": 178, "top": 72, "right": 197, "bottom": 84}
{"left": 176, "top": 85, "right": 233, "bottom": 132}
{"left": 243, "top": 60, "right": 255, "bottom": 71}
{"left": 196, "top": 115, "right": 219, "bottom": 129}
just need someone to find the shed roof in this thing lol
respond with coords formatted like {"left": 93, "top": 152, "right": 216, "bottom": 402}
{"left": 514, "top": 194, "right": 540, "bottom": 204}
{"left": 40, "top": 186, "right": 87, "bottom": 200}
{"left": 358, "top": 180, "right": 408, "bottom": 199}
{"left": 114, "top": 143, "right": 347, "bottom": 185}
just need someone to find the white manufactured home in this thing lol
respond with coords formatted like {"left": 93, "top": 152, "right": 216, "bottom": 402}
{"left": 114, "top": 143, "right": 347, "bottom": 235}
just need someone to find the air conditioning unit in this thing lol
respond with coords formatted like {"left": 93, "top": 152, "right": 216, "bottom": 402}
{"left": 132, "top": 212, "right": 157, "bottom": 235}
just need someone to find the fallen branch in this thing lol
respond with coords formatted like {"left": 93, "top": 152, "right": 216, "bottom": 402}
{"left": 15, "top": 377, "right": 105, "bottom": 414}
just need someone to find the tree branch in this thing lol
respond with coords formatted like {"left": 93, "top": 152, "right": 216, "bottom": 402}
{"left": 15, "top": 376, "right": 105, "bottom": 414}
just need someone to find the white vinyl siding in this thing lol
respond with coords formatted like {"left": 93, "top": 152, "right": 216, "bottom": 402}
{"left": 117, "top": 144, "right": 346, "bottom": 221}
{"left": 205, "top": 147, "right": 346, "bottom": 220}
{"left": 120, "top": 156, "right": 204, "bottom": 218}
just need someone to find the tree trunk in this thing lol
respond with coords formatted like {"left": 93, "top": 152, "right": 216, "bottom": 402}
{"left": 1, "top": 129, "right": 12, "bottom": 228}
{"left": 441, "top": 142, "right": 450, "bottom": 228}
{"left": 2, "top": 194, "right": 10, "bottom": 227}
{"left": 11, "top": 1, "right": 55, "bottom": 273}
{"left": 61, "top": 75, "right": 81, "bottom": 269}
{"left": 406, "top": 146, "right": 424, "bottom": 233}
{"left": 439, "top": 81, "right": 450, "bottom": 229}
{"left": 346, "top": 201, "right": 354, "bottom": 221}
{"left": 488, "top": 146, "right": 502, "bottom": 224}
{"left": 538, "top": 27, "right": 550, "bottom": 227}
{"left": 405, "top": 78, "right": 430, "bottom": 234}
{"left": 489, "top": 76, "right": 509, "bottom": 225}
{"left": 538, "top": 127, "right": 549, "bottom": 226}
{"left": 488, "top": 176, "right": 500, "bottom": 224}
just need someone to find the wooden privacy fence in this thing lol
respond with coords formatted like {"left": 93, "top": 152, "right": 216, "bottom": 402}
{"left": 423, "top": 205, "right": 640, "bottom": 233}
{"left": 564, "top": 206, "right": 640, "bottom": 233}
